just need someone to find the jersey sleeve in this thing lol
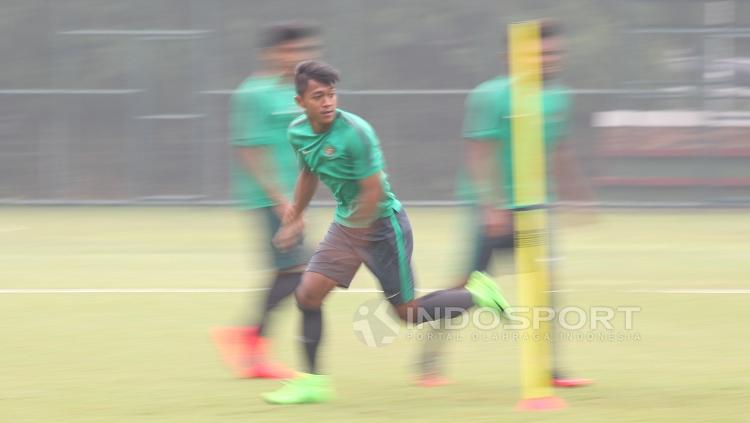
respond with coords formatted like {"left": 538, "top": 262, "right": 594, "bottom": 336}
{"left": 462, "top": 83, "right": 506, "bottom": 141}
{"left": 348, "top": 124, "right": 384, "bottom": 180}
{"left": 558, "top": 90, "right": 573, "bottom": 140}
{"left": 231, "top": 89, "right": 273, "bottom": 147}
{"left": 286, "top": 118, "right": 310, "bottom": 171}
{"left": 294, "top": 146, "right": 310, "bottom": 171}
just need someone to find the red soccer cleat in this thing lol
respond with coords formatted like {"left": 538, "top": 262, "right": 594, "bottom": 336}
{"left": 516, "top": 396, "right": 567, "bottom": 411}
{"left": 212, "top": 326, "right": 295, "bottom": 379}
{"left": 415, "top": 374, "right": 453, "bottom": 388}
{"left": 241, "top": 361, "right": 296, "bottom": 380}
{"left": 212, "top": 326, "right": 253, "bottom": 375}
{"left": 553, "top": 377, "right": 593, "bottom": 388}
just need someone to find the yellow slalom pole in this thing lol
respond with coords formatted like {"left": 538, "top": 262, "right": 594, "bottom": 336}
{"left": 508, "top": 20, "right": 566, "bottom": 411}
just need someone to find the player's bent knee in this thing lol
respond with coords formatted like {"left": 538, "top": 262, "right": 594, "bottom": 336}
{"left": 279, "top": 264, "right": 306, "bottom": 274}
{"left": 294, "top": 272, "right": 337, "bottom": 310}
{"left": 295, "top": 288, "right": 321, "bottom": 310}
{"left": 394, "top": 302, "right": 418, "bottom": 323}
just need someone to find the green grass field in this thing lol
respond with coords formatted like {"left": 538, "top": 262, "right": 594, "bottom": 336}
{"left": 1, "top": 207, "right": 749, "bottom": 422}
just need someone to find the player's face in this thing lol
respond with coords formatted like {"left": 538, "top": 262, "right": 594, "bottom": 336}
{"left": 270, "top": 37, "right": 321, "bottom": 77}
{"left": 541, "top": 36, "right": 563, "bottom": 80}
{"left": 296, "top": 79, "right": 337, "bottom": 128}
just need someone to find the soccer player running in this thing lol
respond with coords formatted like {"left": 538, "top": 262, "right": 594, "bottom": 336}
{"left": 262, "top": 60, "right": 511, "bottom": 404}
{"left": 417, "top": 19, "right": 594, "bottom": 387}
{"left": 213, "top": 22, "right": 321, "bottom": 380}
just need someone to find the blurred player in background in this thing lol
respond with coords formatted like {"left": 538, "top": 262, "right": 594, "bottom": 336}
{"left": 417, "top": 19, "right": 594, "bottom": 388}
{"left": 213, "top": 22, "right": 321, "bottom": 380}
{"left": 262, "top": 60, "right": 511, "bottom": 404}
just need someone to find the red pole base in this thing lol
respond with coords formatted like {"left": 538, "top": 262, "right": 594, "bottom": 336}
{"left": 515, "top": 396, "right": 567, "bottom": 411}
{"left": 553, "top": 377, "right": 593, "bottom": 388}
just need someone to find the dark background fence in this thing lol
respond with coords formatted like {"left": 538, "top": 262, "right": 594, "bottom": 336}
{"left": 2, "top": 0, "right": 750, "bottom": 205}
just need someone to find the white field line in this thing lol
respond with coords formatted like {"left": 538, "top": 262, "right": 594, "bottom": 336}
{"left": 0, "top": 288, "right": 748, "bottom": 295}
{"left": 0, "top": 288, "right": 435, "bottom": 294}
{"left": 623, "top": 288, "right": 750, "bottom": 295}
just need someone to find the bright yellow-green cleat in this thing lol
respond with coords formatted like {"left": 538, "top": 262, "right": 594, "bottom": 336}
{"left": 262, "top": 373, "right": 333, "bottom": 405}
{"left": 466, "top": 271, "right": 511, "bottom": 314}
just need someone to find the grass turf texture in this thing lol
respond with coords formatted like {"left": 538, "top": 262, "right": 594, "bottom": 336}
{"left": 1, "top": 207, "right": 749, "bottom": 422}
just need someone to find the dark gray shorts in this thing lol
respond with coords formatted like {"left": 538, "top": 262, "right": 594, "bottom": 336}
{"left": 469, "top": 206, "right": 558, "bottom": 278}
{"left": 306, "top": 209, "right": 415, "bottom": 305}
{"left": 470, "top": 213, "right": 516, "bottom": 273}
{"left": 255, "top": 207, "right": 311, "bottom": 271}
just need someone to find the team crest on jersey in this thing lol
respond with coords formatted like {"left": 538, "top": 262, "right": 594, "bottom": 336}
{"left": 324, "top": 146, "right": 336, "bottom": 157}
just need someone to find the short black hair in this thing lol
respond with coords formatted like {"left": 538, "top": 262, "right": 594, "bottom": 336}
{"left": 260, "top": 21, "right": 319, "bottom": 49}
{"left": 539, "top": 18, "right": 562, "bottom": 39}
{"left": 500, "top": 18, "right": 563, "bottom": 56}
{"left": 294, "top": 60, "right": 340, "bottom": 96}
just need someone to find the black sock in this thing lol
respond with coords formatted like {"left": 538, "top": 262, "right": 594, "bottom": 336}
{"left": 476, "top": 233, "right": 515, "bottom": 270}
{"left": 494, "top": 233, "right": 515, "bottom": 251}
{"left": 256, "top": 272, "right": 302, "bottom": 336}
{"left": 300, "top": 305, "right": 323, "bottom": 374}
{"left": 418, "top": 325, "right": 450, "bottom": 375}
{"left": 414, "top": 289, "right": 472, "bottom": 375}
{"left": 414, "top": 288, "right": 474, "bottom": 323}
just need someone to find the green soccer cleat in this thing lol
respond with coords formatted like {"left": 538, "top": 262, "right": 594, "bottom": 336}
{"left": 262, "top": 373, "right": 333, "bottom": 405}
{"left": 466, "top": 271, "right": 511, "bottom": 314}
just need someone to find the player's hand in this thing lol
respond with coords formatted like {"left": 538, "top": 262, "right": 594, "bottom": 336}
{"left": 483, "top": 206, "right": 512, "bottom": 237}
{"left": 273, "top": 218, "right": 304, "bottom": 251}
{"left": 558, "top": 202, "right": 598, "bottom": 228}
{"left": 273, "top": 201, "right": 293, "bottom": 221}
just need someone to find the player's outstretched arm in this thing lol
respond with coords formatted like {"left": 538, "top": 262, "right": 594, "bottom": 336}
{"left": 351, "top": 172, "right": 383, "bottom": 227}
{"left": 466, "top": 139, "right": 500, "bottom": 206}
{"left": 289, "top": 166, "right": 319, "bottom": 221}
{"left": 273, "top": 166, "right": 318, "bottom": 251}
{"left": 237, "top": 146, "right": 290, "bottom": 216}
{"left": 466, "top": 139, "right": 510, "bottom": 235}
{"left": 553, "top": 141, "right": 597, "bottom": 227}
{"left": 553, "top": 141, "right": 593, "bottom": 204}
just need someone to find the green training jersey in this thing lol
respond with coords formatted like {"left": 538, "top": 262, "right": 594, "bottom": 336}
{"left": 231, "top": 74, "right": 302, "bottom": 209}
{"left": 287, "top": 109, "right": 402, "bottom": 228}
{"left": 459, "top": 76, "right": 572, "bottom": 209}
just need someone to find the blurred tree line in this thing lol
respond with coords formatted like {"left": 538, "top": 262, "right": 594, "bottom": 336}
{"left": 1, "top": 0, "right": 748, "bottom": 92}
